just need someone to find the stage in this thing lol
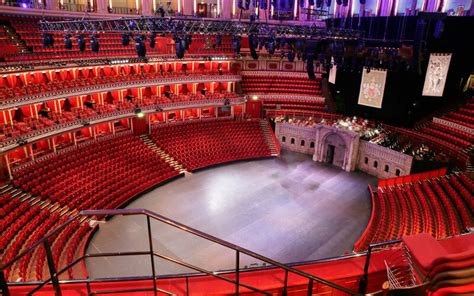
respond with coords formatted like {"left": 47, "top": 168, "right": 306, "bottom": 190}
{"left": 85, "top": 150, "right": 377, "bottom": 278}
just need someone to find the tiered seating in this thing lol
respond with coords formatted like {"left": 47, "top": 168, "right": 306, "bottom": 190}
{"left": 0, "top": 66, "right": 233, "bottom": 101}
{"left": 151, "top": 120, "right": 273, "bottom": 171}
{"left": 2, "top": 132, "right": 181, "bottom": 281}
{"left": 261, "top": 97, "right": 326, "bottom": 113}
{"left": 241, "top": 74, "right": 322, "bottom": 96}
{"left": 418, "top": 123, "right": 472, "bottom": 149}
{"left": 0, "top": 91, "right": 240, "bottom": 143}
{"left": 13, "top": 133, "right": 179, "bottom": 211}
{"left": 354, "top": 173, "right": 474, "bottom": 251}
{"left": 442, "top": 100, "right": 474, "bottom": 128}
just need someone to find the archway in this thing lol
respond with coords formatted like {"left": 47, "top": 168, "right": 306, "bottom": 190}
{"left": 322, "top": 133, "right": 347, "bottom": 169}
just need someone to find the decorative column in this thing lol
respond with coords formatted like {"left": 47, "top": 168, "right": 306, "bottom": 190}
{"left": 222, "top": 0, "right": 233, "bottom": 18}
{"left": 182, "top": 0, "right": 192, "bottom": 16}
{"left": 45, "top": 0, "right": 59, "bottom": 10}
{"left": 141, "top": 0, "right": 153, "bottom": 15}
{"left": 96, "top": 0, "right": 108, "bottom": 14}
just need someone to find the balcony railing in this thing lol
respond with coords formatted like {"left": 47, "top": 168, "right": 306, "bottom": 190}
{"left": 0, "top": 73, "right": 241, "bottom": 110}
{"left": 0, "top": 208, "right": 361, "bottom": 296}
{"left": 0, "top": 96, "right": 247, "bottom": 152}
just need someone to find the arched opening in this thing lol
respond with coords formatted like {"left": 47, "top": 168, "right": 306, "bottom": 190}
{"left": 373, "top": 161, "right": 378, "bottom": 168}
{"left": 396, "top": 169, "right": 401, "bottom": 176}
{"left": 384, "top": 165, "right": 389, "bottom": 172}
{"left": 301, "top": 140, "right": 305, "bottom": 146}
{"left": 282, "top": 136, "right": 286, "bottom": 142}
{"left": 322, "top": 133, "right": 346, "bottom": 169}
{"left": 364, "top": 157, "right": 368, "bottom": 164}
{"left": 310, "top": 142, "right": 315, "bottom": 148}
{"left": 291, "top": 138, "right": 295, "bottom": 144}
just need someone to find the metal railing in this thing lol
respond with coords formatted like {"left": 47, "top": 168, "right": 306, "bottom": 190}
{"left": 0, "top": 208, "right": 361, "bottom": 296}
{"left": 358, "top": 239, "right": 403, "bottom": 294}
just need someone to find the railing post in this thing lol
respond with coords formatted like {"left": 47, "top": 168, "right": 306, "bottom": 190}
{"left": 0, "top": 270, "right": 10, "bottom": 296}
{"left": 282, "top": 270, "right": 288, "bottom": 296}
{"left": 359, "top": 246, "right": 372, "bottom": 294}
{"left": 44, "top": 239, "right": 62, "bottom": 296}
{"left": 307, "top": 279, "right": 313, "bottom": 296}
{"left": 146, "top": 216, "right": 157, "bottom": 296}
{"left": 235, "top": 251, "right": 240, "bottom": 296}
{"left": 185, "top": 276, "right": 189, "bottom": 296}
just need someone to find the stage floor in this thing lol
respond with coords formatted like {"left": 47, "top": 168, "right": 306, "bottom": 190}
{"left": 85, "top": 150, "right": 377, "bottom": 278}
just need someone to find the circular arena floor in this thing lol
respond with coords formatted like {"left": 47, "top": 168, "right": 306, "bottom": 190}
{"left": 86, "top": 150, "right": 377, "bottom": 278}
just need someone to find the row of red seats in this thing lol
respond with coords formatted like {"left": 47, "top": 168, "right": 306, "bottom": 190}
{"left": 6, "top": 133, "right": 182, "bottom": 281}
{"left": 418, "top": 126, "right": 471, "bottom": 149}
{"left": 151, "top": 120, "right": 273, "bottom": 171}
{"left": 354, "top": 173, "right": 473, "bottom": 251}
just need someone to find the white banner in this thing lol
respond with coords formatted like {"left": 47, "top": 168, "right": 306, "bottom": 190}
{"left": 422, "top": 53, "right": 452, "bottom": 97}
{"left": 329, "top": 65, "right": 337, "bottom": 84}
{"left": 358, "top": 68, "right": 387, "bottom": 109}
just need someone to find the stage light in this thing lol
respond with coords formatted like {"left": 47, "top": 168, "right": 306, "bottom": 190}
{"left": 232, "top": 36, "right": 241, "bottom": 56}
{"left": 184, "top": 35, "right": 192, "bottom": 50}
{"left": 249, "top": 34, "right": 259, "bottom": 60}
{"left": 77, "top": 35, "right": 86, "bottom": 52}
{"left": 267, "top": 38, "right": 275, "bottom": 55}
{"left": 252, "top": 95, "right": 259, "bottom": 100}
{"left": 216, "top": 34, "right": 222, "bottom": 47}
{"left": 135, "top": 36, "right": 146, "bottom": 57}
{"left": 287, "top": 50, "right": 295, "bottom": 62}
{"left": 174, "top": 37, "right": 185, "bottom": 59}
{"left": 122, "top": 34, "right": 131, "bottom": 46}
{"left": 64, "top": 34, "right": 72, "bottom": 49}
{"left": 91, "top": 35, "right": 99, "bottom": 52}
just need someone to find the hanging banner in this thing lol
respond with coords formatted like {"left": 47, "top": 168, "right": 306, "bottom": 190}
{"left": 357, "top": 68, "right": 387, "bottom": 109}
{"left": 422, "top": 53, "right": 452, "bottom": 97}
{"left": 329, "top": 65, "right": 337, "bottom": 84}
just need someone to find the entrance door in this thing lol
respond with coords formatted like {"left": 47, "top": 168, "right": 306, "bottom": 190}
{"left": 326, "top": 145, "right": 335, "bottom": 164}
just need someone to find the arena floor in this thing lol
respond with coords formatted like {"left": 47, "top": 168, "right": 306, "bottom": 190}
{"left": 85, "top": 150, "right": 377, "bottom": 278}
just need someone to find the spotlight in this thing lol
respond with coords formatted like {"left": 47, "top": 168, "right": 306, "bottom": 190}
{"left": 249, "top": 34, "right": 259, "bottom": 60}
{"left": 42, "top": 33, "right": 51, "bottom": 47}
{"left": 184, "top": 35, "right": 192, "bottom": 50}
{"left": 232, "top": 36, "right": 241, "bottom": 56}
{"left": 47, "top": 34, "right": 54, "bottom": 47}
{"left": 149, "top": 33, "right": 156, "bottom": 48}
{"left": 216, "top": 34, "right": 222, "bottom": 47}
{"left": 135, "top": 36, "right": 146, "bottom": 57}
{"left": 174, "top": 36, "right": 185, "bottom": 59}
{"left": 77, "top": 35, "right": 86, "bottom": 52}
{"left": 122, "top": 34, "right": 131, "bottom": 46}
{"left": 267, "top": 38, "right": 275, "bottom": 55}
{"left": 64, "top": 34, "right": 72, "bottom": 50}
{"left": 91, "top": 35, "right": 99, "bottom": 52}
{"left": 287, "top": 50, "right": 295, "bottom": 62}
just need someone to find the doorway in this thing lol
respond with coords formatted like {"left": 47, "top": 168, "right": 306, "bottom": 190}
{"left": 326, "top": 145, "right": 335, "bottom": 164}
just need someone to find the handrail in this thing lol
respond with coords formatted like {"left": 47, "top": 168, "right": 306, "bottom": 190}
{"left": 358, "top": 239, "right": 403, "bottom": 294}
{"left": 0, "top": 208, "right": 361, "bottom": 296}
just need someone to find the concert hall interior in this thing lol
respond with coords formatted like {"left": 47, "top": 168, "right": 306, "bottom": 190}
{"left": 0, "top": 1, "right": 473, "bottom": 295}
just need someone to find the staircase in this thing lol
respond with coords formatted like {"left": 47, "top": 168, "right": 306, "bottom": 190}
{"left": 139, "top": 134, "right": 190, "bottom": 175}
{"left": 259, "top": 120, "right": 280, "bottom": 156}
{"left": 2, "top": 24, "right": 31, "bottom": 54}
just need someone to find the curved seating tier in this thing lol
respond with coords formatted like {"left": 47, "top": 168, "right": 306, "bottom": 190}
{"left": 150, "top": 119, "right": 274, "bottom": 171}
{"left": 241, "top": 74, "right": 322, "bottom": 96}
{"left": 0, "top": 68, "right": 235, "bottom": 101}
{"left": 354, "top": 173, "right": 474, "bottom": 251}
{"left": 2, "top": 132, "right": 180, "bottom": 282}
{"left": 0, "top": 91, "right": 241, "bottom": 146}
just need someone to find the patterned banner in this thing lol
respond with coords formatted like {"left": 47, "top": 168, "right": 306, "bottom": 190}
{"left": 329, "top": 64, "right": 337, "bottom": 84}
{"left": 422, "top": 53, "right": 452, "bottom": 97}
{"left": 358, "top": 68, "right": 387, "bottom": 109}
